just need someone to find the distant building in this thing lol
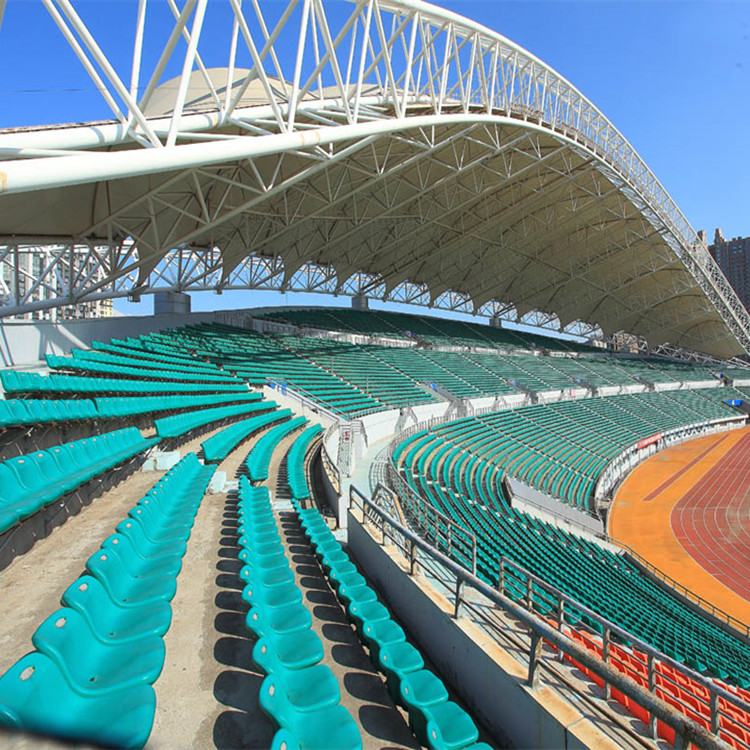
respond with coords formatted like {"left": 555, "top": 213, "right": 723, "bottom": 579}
{"left": 706, "top": 228, "right": 750, "bottom": 310}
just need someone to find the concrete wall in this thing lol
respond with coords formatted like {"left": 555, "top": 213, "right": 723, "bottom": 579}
{"left": 347, "top": 512, "right": 616, "bottom": 750}
{"left": 0, "top": 310, "right": 219, "bottom": 367}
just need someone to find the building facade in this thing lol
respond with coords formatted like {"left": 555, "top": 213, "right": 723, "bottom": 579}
{"left": 705, "top": 229, "right": 750, "bottom": 311}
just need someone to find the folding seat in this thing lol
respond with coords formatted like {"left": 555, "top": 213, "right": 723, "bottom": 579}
{"left": 239, "top": 542, "right": 288, "bottom": 569}
{"left": 361, "top": 619, "right": 406, "bottom": 666}
{"left": 126, "top": 507, "right": 191, "bottom": 545}
{"left": 4, "top": 455, "right": 61, "bottom": 504}
{"left": 31, "top": 608, "right": 165, "bottom": 694}
{"left": 260, "top": 683, "right": 361, "bottom": 750}
{"left": 0, "top": 652, "right": 156, "bottom": 749}
{"left": 337, "top": 581, "right": 378, "bottom": 610}
{"left": 86, "top": 549, "right": 177, "bottom": 607}
{"left": 399, "top": 670, "right": 449, "bottom": 745}
{"left": 0, "top": 399, "right": 33, "bottom": 427}
{"left": 246, "top": 602, "right": 313, "bottom": 639}
{"left": 377, "top": 642, "right": 425, "bottom": 704}
{"left": 62, "top": 575, "right": 171, "bottom": 643}
{"left": 114, "top": 520, "right": 187, "bottom": 561}
{"left": 253, "top": 629, "right": 325, "bottom": 673}
{"left": 240, "top": 563, "right": 294, "bottom": 589}
{"left": 420, "top": 701, "right": 481, "bottom": 750}
{"left": 260, "top": 665, "right": 341, "bottom": 713}
{"left": 101, "top": 534, "right": 183, "bottom": 579}
{"left": 241, "top": 581, "right": 303, "bottom": 610}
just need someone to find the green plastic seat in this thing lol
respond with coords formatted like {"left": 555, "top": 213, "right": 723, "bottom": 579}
{"left": 86, "top": 550, "right": 177, "bottom": 607}
{"left": 101, "top": 534, "right": 183, "bottom": 579}
{"left": 242, "top": 581, "right": 303, "bottom": 610}
{"left": 377, "top": 642, "right": 425, "bottom": 704}
{"left": 253, "top": 629, "right": 325, "bottom": 673}
{"left": 260, "top": 682, "right": 361, "bottom": 749}
{"left": 260, "top": 665, "right": 341, "bottom": 713}
{"left": 0, "top": 652, "right": 155, "bottom": 749}
{"left": 115, "top": 519, "right": 188, "bottom": 561}
{"left": 347, "top": 600, "right": 390, "bottom": 638}
{"left": 337, "top": 582, "right": 378, "bottom": 609}
{"left": 246, "top": 602, "right": 313, "bottom": 638}
{"left": 31, "top": 609, "right": 165, "bottom": 695}
{"left": 61, "top": 576, "right": 172, "bottom": 643}
{"left": 423, "top": 701, "right": 480, "bottom": 750}
{"left": 240, "top": 564, "right": 294, "bottom": 589}
{"left": 361, "top": 619, "right": 406, "bottom": 665}
{"left": 399, "top": 670, "right": 450, "bottom": 745}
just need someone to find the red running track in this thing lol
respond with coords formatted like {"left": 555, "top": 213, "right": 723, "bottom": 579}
{"left": 671, "top": 431, "right": 750, "bottom": 603}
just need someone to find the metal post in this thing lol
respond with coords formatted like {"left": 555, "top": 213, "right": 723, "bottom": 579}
{"left": 602, "top": 626, "right": 611, "bottom": 700}
{"left": 454, "top": 577, "right": 465, "bottom": 619}
{"left": 409, "top": 538, "right": 416, "bottom": 575}
{"left": 648, "top": 652, "right": 657, "bottom": 739}
{"left": 527, "top": 630, "right": 543, "bottom": 688}
{"left": 497, "top": 557, "right": 505, "bottom": 595}
{"left": 709, "top": 689, "right": 719, "bottom": 734}
{"left": 556, "top": 599, "right": 565, "bottom": 662}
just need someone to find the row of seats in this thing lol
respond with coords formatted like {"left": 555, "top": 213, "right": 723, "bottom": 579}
{"left": 292, "top": 497, "right": 489, "bottom": 750}
{"left": 283, "top": 431, "right": 489, "bottom": 749}
{"left": 46, "top": 353, "right": 240, "bottom": 385}
{"left": 154, "top": 400, "right": 276, "bottom": 439}
{"left": 244, "top": 416, "right": 309, "bottom": 482}
{"left": 0, "top": 427, "right": 159, "bottom": 534}
{"left": 0, "top": 453, "right": 215, "bottom": 748}
{"left": 237, "top": 479, "right": 362, "bottom": 749}
{"left": 286, "top": 425, "right": 324, "bottom": 501}
{"left": 0, "top": 370, "right": 249, "bottom": 396}
{"left": 200, "top": 408, "right": 292, "bottom": 463}
{"left": 0, "top": 392, "right": 260, "bottom": 429}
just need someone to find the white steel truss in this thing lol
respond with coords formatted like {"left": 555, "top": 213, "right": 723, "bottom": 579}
{"left": 0, "top": 0, "right": 747, "bottom": 357}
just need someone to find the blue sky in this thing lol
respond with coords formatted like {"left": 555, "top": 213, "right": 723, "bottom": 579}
{"left": 1, "top": 0, "right": 748, "bottom": 321}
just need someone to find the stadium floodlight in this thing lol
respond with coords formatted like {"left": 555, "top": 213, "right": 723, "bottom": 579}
{"left": 0, "top": 0, "right": 747, "bottom": 357}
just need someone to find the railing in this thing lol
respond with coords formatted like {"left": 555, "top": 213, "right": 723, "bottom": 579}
{"left": 321, "top": 421, "right": 341, "bottom": 496}
{"left": 386, "top": 461, "right": 477, "bottom": 577}
{"left": 350, "top": 484, "right": 750, "bottom": 750}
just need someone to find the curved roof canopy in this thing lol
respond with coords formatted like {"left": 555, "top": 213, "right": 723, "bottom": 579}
{"left": 0, "top": 0, "right": 747, "bottom": 358}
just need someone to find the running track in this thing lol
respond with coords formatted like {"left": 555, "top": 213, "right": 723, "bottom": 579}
{"left": 671, "top": 431, "right": 750, "bottom": 602}
{"left": 609, "top": 428, "right": 750, "bottom": 625}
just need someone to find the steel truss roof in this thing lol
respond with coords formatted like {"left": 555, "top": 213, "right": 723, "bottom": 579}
{"left": 0, "top": 0, "right": 747, "bottom": 357}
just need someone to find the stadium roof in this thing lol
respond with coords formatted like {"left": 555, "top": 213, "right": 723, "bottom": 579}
{"left": 0, "top": 0, "right": 748, "bottom": 358}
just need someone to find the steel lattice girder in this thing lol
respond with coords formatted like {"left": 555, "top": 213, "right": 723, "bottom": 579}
{"left": 0, "top": 0, "right": 747, "bottom": 358}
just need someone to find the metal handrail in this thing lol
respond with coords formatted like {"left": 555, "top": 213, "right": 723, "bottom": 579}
{"left": 350, "top": 484, "right": 747, "bottom": 750}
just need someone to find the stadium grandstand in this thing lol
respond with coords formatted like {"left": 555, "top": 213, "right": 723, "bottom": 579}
{"left": 0, "top": 1, "right": 749, "bottom": 749}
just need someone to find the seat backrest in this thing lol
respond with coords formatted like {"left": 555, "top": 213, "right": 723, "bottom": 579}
{"left": 5, "top": 455, "right": 42, "bottom": 491}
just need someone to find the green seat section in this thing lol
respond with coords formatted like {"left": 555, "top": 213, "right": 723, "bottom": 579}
{"left": 0, "top": 453, "right": 214, "bottom": 748}
{"left": 0, "top": 652, "right": 155, "bottom": 749}
{"left": 245, "top": 416, "right": 308, "bottom": 481}
{"left": 286, "top": 424, "right": 324, "bottom": 501}
{"left": 396, "top": 425, "right": 750, "bottom": 688}
{"left": 94, "top": 392, "right": 260, "bottom": 419}
{"left": 200, "top": 408, "right": 291, "bottom": 463}
{"left": 153, "top": 400, "right": 277, "bottom": 439}
{"left": 0, "top": 427, "right": 159, "bottom": 534}
{"left": 0, "top": 398, "right": 97, "bottom": 428}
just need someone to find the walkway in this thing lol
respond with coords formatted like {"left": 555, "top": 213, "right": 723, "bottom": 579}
{"left": 609, "top": 427, "right": 750, "bottom": 626}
